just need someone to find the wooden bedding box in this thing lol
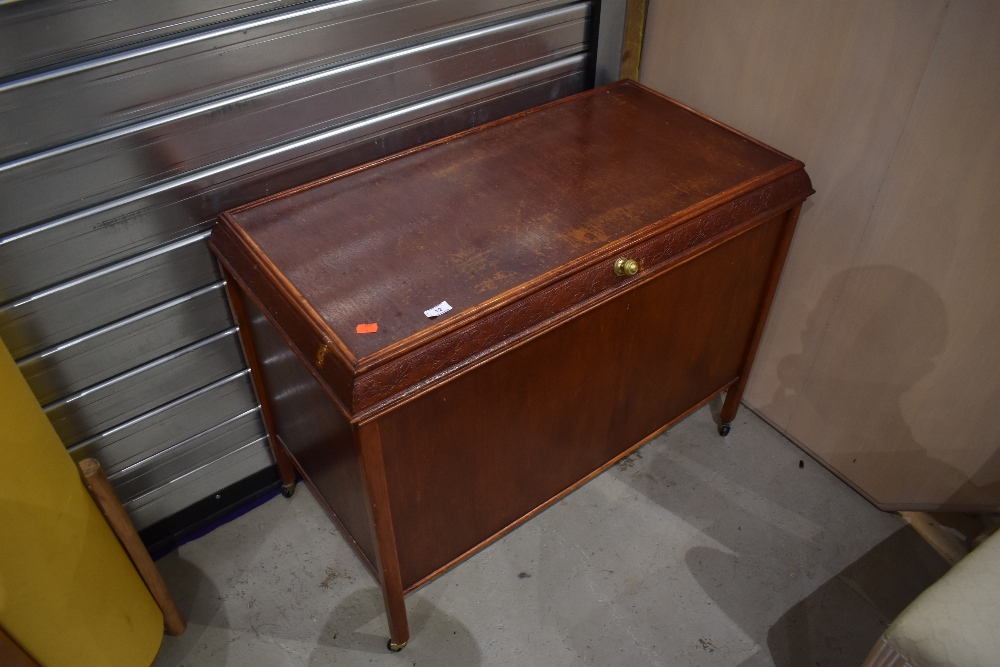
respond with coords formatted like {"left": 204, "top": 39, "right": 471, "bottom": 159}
{"left": 210, "top": 80, "right": 813, "bottom": 650}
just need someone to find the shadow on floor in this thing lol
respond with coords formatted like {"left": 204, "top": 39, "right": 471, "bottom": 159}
{"left": 615, "top": 395, "right": 949, "bottom": 666}
{"left": 308, "top": 588, "right": 481, "bottom": 666}
{"left": 153, "top": 553, "right": 228, "bottom": 664}
{"left": 764, "top": 525, "right": 947, "bottom": 666}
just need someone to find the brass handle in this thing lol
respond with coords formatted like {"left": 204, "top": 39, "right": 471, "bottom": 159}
{"left": 614, "top": 257, "right": 639, "bottom": 277}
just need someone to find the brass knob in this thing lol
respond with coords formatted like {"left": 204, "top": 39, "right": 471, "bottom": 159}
{"left": 614, "top": 257, "right": 639, "bottom": 277}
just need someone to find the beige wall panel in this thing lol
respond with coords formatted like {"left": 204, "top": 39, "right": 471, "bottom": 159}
{"left": 785, "top": 1, "right": 1000, "bottom": 510}
{"left": 639, "top": 0, "right": 947, "bottom": 428}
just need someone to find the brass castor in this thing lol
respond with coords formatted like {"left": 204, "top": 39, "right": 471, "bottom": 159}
{"left": 387, "top": 639, "right": 407, "bottom": 652}
{"left": 280, "top": 482, "right": 296, "bottom": 498}
{"left": 718, "top": 423, "right": 731, "bottom": 437}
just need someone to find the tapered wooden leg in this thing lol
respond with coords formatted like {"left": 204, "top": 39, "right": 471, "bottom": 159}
{"left": 356, "top": 422, "right": 410, "bottom": 651}
{"left": 223, "top": 270, "right": 297, "bottom": 496}
{"left": 273, "top": 443, "right": 298, "bottom": 498}
{"left": 718, "top": 205, "right": 803, "bottom": 437}
{"left": 718, "top": 384, "right": 740, "bottom": 436}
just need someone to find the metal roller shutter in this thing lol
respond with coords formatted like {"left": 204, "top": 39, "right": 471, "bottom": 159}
{"left": 0, "top": 0, "right": 594, "bottom": 537}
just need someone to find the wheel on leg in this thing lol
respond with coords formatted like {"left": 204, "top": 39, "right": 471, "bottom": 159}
{"left": 718, "top": 423, "right": 731, "bottom": 437}
{"left": 280, "top": 482, "right": 296, "bottom": 498}
{"left": 387, "top": 639, "right": 407, "bottom": 652}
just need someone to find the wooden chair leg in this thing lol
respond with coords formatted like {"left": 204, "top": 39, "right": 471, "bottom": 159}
{"left": 900, "top": 511, "right": 968, "bottom": 566}
{"left": 78, "top": 458, "right": 187, "bottom": 636}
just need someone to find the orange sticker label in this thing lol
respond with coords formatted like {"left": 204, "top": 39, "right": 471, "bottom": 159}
{"left": 356, "top": 323, "right": 378, "bottom": 334}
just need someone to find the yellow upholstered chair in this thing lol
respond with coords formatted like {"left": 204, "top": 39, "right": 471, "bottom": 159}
{"left": 0, "top": 338, "right": 164, "bottom": 666}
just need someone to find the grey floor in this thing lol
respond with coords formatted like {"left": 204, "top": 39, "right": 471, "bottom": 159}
{"left": 152, "top": 399, "right": 947, "bottom": 666}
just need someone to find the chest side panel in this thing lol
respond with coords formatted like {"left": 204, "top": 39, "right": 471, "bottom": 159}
{"left": 239, "top": 290, "right": 377, "bottom": 568}
{"left": 378, "top": 212, "right": 788, "bottom": 590}
{"left": 212, "top": 224, "right": 356, "bottom": 409}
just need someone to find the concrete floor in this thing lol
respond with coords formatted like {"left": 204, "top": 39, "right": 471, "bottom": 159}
{"left": 153, "top": 399, "right": 947, "bottom": 666}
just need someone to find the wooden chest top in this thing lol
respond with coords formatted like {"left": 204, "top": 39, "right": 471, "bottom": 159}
{"left": 213, "top": 81, "right": 811, "bottom": 417}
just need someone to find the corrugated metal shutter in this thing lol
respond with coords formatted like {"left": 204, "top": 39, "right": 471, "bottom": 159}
{"left": 0, "top": 0, "right": 592, "bottom": 533}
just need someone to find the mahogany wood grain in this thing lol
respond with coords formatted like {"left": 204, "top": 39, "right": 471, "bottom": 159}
{"left": 210, "top": 81, "right": 813, "bottom": 646}
{"left": 350, "top": 171, "right": 808, "bottom": 419}
{"left": 212, "top": 233, "right": 356, "bottom": 413}
{"left": 720, "top": 204, "right": 803, "bottom": 426}
{"left": 275, "top": 433, "right": 377, "bottom": 581}
{"left": 223, "top": 270, "right": 297, "bottom": 491}
{"left": 240, "top": 294, "right": 378, "bottom": 568}
{"left": 215, "top": 167, "right": 809, "bottom": 418}
{"left": 212, "top": 96, "right": 811, "bottom": 418}
{"left": 379, "top": 214, "right": 786, "bottom": 588}
{"left": 356, "top": 422, "right": 408, "bottom": 648}
{"left": 404, "top": 378, "right": 734, "bottom": 595}
{"left": 223, "top": 82, "right": 791, "bottom": 362}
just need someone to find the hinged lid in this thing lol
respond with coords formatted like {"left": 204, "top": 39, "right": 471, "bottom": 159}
{"left": 213, "top": 81, "right": 812, "bottom": 417}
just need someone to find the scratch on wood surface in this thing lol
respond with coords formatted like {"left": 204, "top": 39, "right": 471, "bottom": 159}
{"left": 474, "top": 271, "right": 516, "bottom": 294}
{"left": 451, "top": 247, "right": 492, "bottom": 276}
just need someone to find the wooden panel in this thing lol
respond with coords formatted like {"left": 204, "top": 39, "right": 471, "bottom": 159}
{"left": 641, "top": 0, "right": 1000, "bottom": 510}
{"left": 784, "top": 1, "right": 1000, "bottom": 510}
{"left": 216, "top": 168, "right": 810, "bottom": 415}
{"left": 639, "top": 0, "right": 948, "bottom": 428}
{"left": 240, "top": 293, "right": 379, "bottom": 565}
{"left": 349, "top": 170, "right": 809, "bottom": 415}
{"left": 379, "top": 215, "right": 786, "bottom": 589}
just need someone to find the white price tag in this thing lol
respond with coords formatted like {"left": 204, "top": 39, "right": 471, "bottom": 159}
{"left": 423, "top": 301, "right": 452, "bottom": 318}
